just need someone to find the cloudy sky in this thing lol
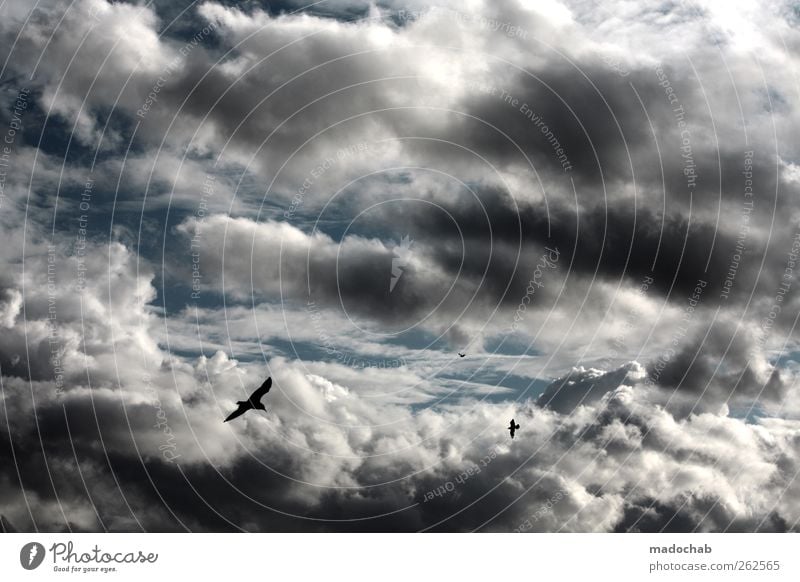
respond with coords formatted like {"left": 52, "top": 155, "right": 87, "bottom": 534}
{"left": 1, "top": 0, "right": 800, "bottom": 533}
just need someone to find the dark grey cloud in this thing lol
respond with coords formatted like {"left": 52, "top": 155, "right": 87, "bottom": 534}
{"left": 646, "top": 318, "right": 791, "bottom": 414}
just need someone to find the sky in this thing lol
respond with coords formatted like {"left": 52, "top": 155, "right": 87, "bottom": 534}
{"left": 0, "top": 0, "right": 799, "bottom": 532}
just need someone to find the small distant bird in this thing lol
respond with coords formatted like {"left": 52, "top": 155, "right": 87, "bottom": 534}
{"left": 224, "top": 377, "right": 272, "bottom": 422}
{"left": 458, "top": 352, "right": 466, "bottom": 358}
{"left": 508, "top": 418, "right": 520, "bottom": 439}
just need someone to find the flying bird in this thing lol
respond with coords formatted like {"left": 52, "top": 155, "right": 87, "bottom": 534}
{"left": 224, "top": 377, "right": 272, "bottom": 422}
{"left": 508, "top": 418, "right": 520, "bottom": 439}
{"left": 458, "top": 352, "right": 466, "bottom": 358}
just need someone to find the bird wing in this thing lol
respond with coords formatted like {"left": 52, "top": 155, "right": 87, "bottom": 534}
{"left": 224, "top": 403, "right": 249, "bottom": 423}
{"left": 250, "top": 377, "right": 272, "bottom": 401}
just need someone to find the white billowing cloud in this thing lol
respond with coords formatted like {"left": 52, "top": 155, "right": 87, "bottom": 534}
{"left": 3, "top": 252, "right": 800, "bottom": 532}
{"left": 536, "top": 361, "right": 645, "bottom": 414}
{"left": 19, "top": 0, "right": 171, "bottom": 145}
{"left": 0, "top": 289, "right": 22, "bottom": 328}
{"left": 176, "top": 214, "right": 418, "bottom": 299}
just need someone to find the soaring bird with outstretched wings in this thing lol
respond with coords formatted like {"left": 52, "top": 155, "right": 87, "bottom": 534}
{"left": 458, "top": 352, "right": 466, "bottom": 358}
{"left": 224, "top": 377, "right": 272, "bottom": 422}
{"left": 508, "top": 418, "right": 520, "bottom": 439}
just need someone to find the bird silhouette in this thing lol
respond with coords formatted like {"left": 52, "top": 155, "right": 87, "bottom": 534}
{"left": 458, "top": 352, "right": 466, "bottom": 358}
{"left": 224, "top": 377, "right": 272, "bottom": 422}
{"left": 508, "top": 418, "right": 520, "bottom": 439}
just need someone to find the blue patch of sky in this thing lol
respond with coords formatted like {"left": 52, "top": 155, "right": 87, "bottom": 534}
{"left": 381, "top": 327, "right": 449, "bottom": 351}
{"left": 770, "top": 350, "right": 800, "bottom": 368}
{"left": 483, "top": 333, "right": 542, "bottom": 357}
{"left": 29, "top": 99, "right": 145, "bottom": 166}
{"left": 159, "top": 281, "right": 221, "bottom": 316}
{"left": 436, "top": 371, "right": 550, "bottom": 402}
{"left": 264, "top": 337, "right": 412, "bottom": 370}
{"left": 263, "top": 337, "right": 335, "bottom": 363}
{"left": 166, "top": 345, "right": 269, "bottom": 363}
{"left": 134, "top": 0, "right": 374, "bottom": 37}
{"left": 728, "top": 403, "right": 769, "bottom": 424}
